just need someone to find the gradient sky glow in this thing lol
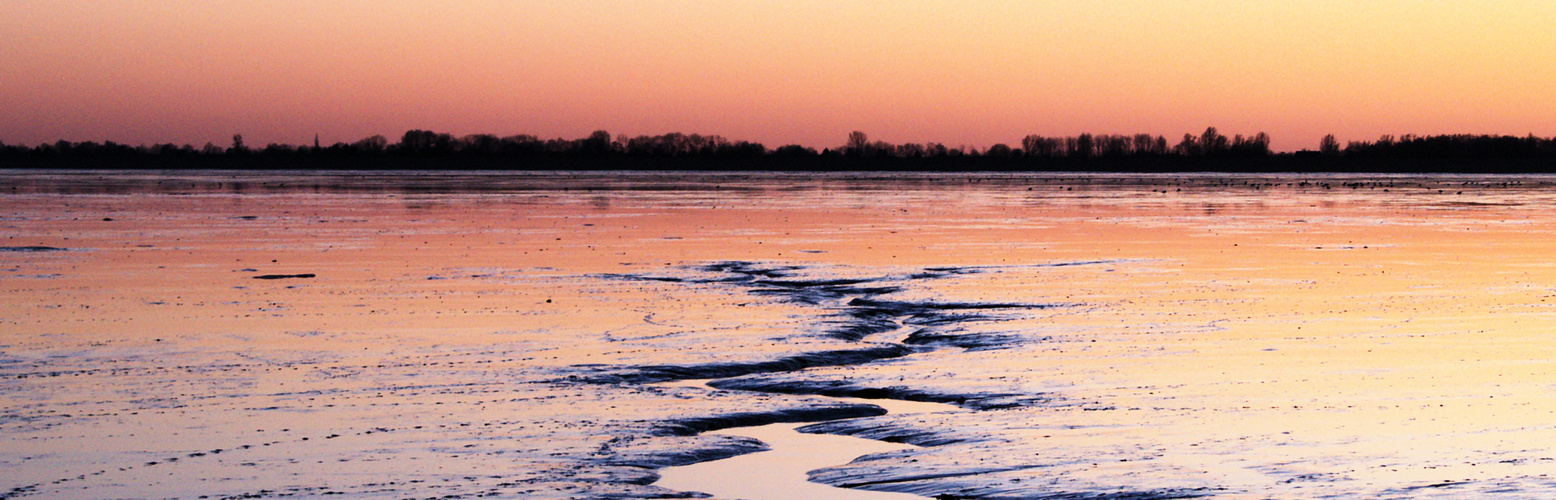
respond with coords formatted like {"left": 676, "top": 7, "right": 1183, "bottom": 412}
{"left": 4, "top": 1, "right": 1554, "bottom": 151}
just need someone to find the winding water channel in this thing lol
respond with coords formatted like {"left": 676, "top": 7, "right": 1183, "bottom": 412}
{"left": 655, "top": 380, "right": 954, "bottom": 500}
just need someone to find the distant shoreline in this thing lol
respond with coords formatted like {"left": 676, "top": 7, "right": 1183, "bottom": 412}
{"left": 4, "top": 155, "right": 1556, "bottom": 173}
{"left": 7, "top": 129, "right": 1556, "bottom": 173}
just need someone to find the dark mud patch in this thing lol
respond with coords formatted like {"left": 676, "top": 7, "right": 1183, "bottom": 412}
{"left": 590, "top": 260, "right": 1077, "bottom": 406}
{"left": 252, "top": 273, "right": 316, "bottom": 280}
{"left": 608, "top": 262, "right": 1072, "bottom": 342}
{"left": 840, "top": 298, "right": 1068, "bottom": 343}
{"left": 826, "top": 464, "right": 1052, "bottom": 490}
{"left": 653, "top": 403, "right": 889, "bottom": 437}
{"left": 583, "top": 261, "right": 1095, "bottom": 498}
{"left": 708, "top": 377, "right": 1052, "bottom": 412}
{"left": 573, "top": 344, "right": 914, "bottom": 384}
{"left": 1438, "top": 201, "right": 1522, "bottom": 208}
{"left": 901, "top": 329, "right": 1028, "bottom": 350}
{"left": 808, "top": 454, "right": 1217, "bottom": 500}
{"left": 594, "top": 434, "right": 770, "bottom": 469}
{"left": 801, "top": 418, "right": 973, "bottom": 448}
{"left": 849, "top": 298, "right": 1056, "bottom": 314}
{"left": 922, "top": 490, "right": 1213, "bottom": 500}
{"left": 825, "top": 307, "right": 906, "bottom": 341}
{"left": 796, "top": 412, "right": 1225, "bottom": 500}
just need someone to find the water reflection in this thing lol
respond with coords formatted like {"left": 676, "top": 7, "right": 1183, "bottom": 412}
{"left": 6, "top": 171, "right": 1556, "bottom": 498}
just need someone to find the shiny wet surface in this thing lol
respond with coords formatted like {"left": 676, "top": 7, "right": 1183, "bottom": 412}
{"left": 5, "top": 171, "right": 1556, "bottom": 499}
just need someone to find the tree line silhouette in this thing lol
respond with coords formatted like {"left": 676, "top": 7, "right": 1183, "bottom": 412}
{"left": 3, "top": 128, "right": 1555, "bottom": 172}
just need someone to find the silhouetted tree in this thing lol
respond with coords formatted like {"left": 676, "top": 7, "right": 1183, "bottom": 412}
{"left": 725, "top": 141, "right": 767, "bottom": 157}
{"left": 30, "top": 126, "right": 1556, "bottom": 172}
{"left": 1133, "top": 134, "right": 1157, "bottom": 155}
{"left": 865, "top": 140, "right": 893, "bottom": 158}
{"left": 1020, "top": 135, "right": 1043, "bottom": 156}
{"left": 460, "top": 134, "right": 502, "bottom": 155}
{"left": 772, "top": 144, "right": 818, "bottom": 157}
{"left": 1320, "top": 134, "right": 1341, "bottom": 156}
{"left": 1175, "top": 133, "right": 1199, "bottom": 156}
{"left": 1338, "top": 133, "right": 1556, "bottom": 161}
{"left": 580, "top": 130, "right": 615, "bottom": 155}
{"left": 1099, "top": 135, "right": 1130, "bottom": 157}
{"left": 261, "top": 143, "right": 297, "bottom": 155}
{"left": 1229, "top": 132, "right": 1272, "bottom": 157}
{"left": 1022, "top": 135, "right": 1063, "bottom": 157}
{"left": 352, "top": 135, "right": 388, "bottom": 153}
{"left": 1070, "top": 134, "right": 1094, "bottom": 158}
{"left": 398, "top": 130, "right": 453, "bottom": 154}
{"left": 1200, "top": 127, "right": 1229, "bottom": 155}
{"left": 500, "top": 135, "right": 544, "bottom": 155}
{"left": 845, "top": 131, "right": 870, "bottom": 157}
{"left": 895, "top": 142, "right": 925, "bottom": 158}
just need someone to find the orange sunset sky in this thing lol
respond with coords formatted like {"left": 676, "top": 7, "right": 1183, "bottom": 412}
{"left": 3, "top": 1, "right": 1554, "bottom": 152}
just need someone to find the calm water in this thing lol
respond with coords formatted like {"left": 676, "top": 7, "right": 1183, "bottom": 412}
{"left": 5, "top": 171, "right": 1556, "bottom": 499}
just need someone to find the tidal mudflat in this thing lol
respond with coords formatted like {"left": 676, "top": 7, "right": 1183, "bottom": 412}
{"left": 6, "top": 171, "right": 1556, "bottom": 499}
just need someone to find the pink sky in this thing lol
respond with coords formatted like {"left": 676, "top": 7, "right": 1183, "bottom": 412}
{"left": 3, "top": 1, "right": 1554, "bottom": 152}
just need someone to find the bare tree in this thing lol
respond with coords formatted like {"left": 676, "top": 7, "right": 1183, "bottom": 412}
{"left": 352, "top": 135, "right": 388, "bottom": 153}
{"left": 1072, "top": 134, "right": 1094, "bottom": 158}
{"left": 1175, "top": 133, "right": 1200, "bottom": 156}
{"left": 845, "top": 131, "right": 870, "bottom": 157}
{"left": 1320, "top": 134, "right": 1341, "bottom": 155}
{"left": 1133, "top": 134, "right": 1156, "bottom": 155}
{"left": 1200, "top": 127, "right": 1229, "bottom": 155}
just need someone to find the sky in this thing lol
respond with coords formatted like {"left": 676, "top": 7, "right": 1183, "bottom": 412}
{"left": 3, "top": 1, "right": 1554, "bottom": 152}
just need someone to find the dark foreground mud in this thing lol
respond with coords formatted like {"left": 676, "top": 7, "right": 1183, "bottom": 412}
{"left": 589, "top": 344, "right": 915, "bottom": 384}
{"left": 0, "top": 246, "right": 64, "bottom": 252}
{"left": 575, "top": 261, "right": 1208, "bottom": 500}
{"left": 708, "top": 376, "right": 1053, "bottom": 412}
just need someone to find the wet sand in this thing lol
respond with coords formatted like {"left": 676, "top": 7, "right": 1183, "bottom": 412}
{"left": 655, "top": 379, "right": 957, "bottom": 499}
{"left": 656, "top": 422, "right": 922, "bottom": 500}
{"left": 6, "top": 171, "right": 1556, "bottom": 498}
